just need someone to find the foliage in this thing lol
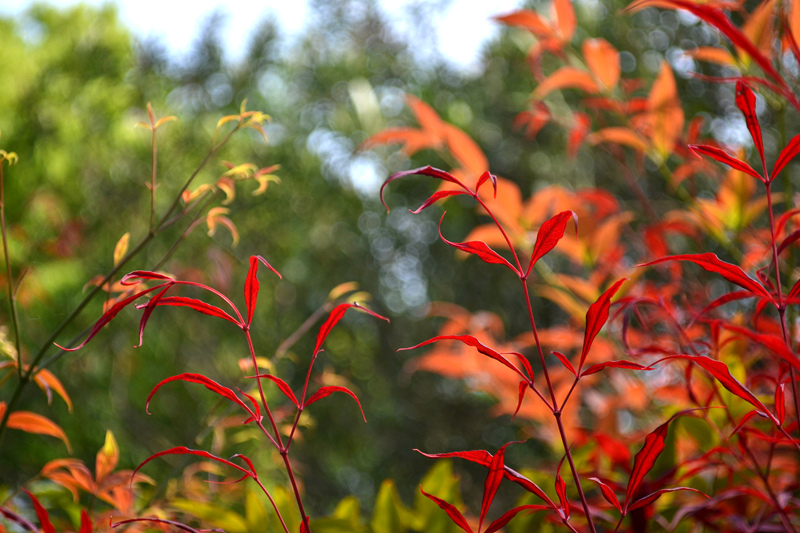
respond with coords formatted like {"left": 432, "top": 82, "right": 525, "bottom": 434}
{"left": 3, "top": 0, "right": 800, "bottom": 531}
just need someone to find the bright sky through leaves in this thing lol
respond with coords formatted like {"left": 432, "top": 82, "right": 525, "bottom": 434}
{"left": 0, "top": 0, "right": 522, "bottom": 72}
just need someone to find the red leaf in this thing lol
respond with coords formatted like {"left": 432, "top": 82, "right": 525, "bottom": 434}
{"left": 778, "top": 229, "right": 800, "bottom": 257}
{"left": 525, "top": 211, "right": 577, "bottom": 276}
{"left": 146, "top": 373, "right": 259, "bottom": 422}
{"left": 624, "top": 408, "right": 705, "bottom": 512}
{"left": 55, "top": 283, "right": 171, "bottom": 351}
{"left": 484, "top": 505, "right": 549, "bottom": 533}
{"left": 688, "top": 144, "right": 762, "bottom": 181}
{"left": 638, "top": 253, "right": 771, "bottom": 300}
{"left": 718, "top": 323, "right": 800, "bottom": 373}
{"left": 475, "top": 171, "right": 497, "bottom": 198}
{"left": 250, "top": 373, "right": 299, "bottom": 408}
{"left": 651, "top": 355, "right": 772, "bottom": 416}
{"left": 415, "top": 449, "right": 556, "bottom": 508}
{"left": 381, "top": 166, "right": 471, "bottom": 212}
{"left": 735, "top": 82, "right": 766, "bottom": 174}
{"left": 588, "top": 477, "right": 622, "bottom": 512}
{"left": 627, "top": 487, "right": 709, "bottom": 512}
{"left": 555, "top": 455, "right": 569, "bottom": 519}
{"left": 305, "top": 385, "right": 366, "bottom": 422}
{"left": 579, "top": 279, "right": 626, "bottom": 373}
{"left": 23, "top": 490, "right": 55, "bottom": 533}
{"left": 134, "top": 285, "right": 171, "bottom": 348}
{"left": 400, "top": 335, "right": 529, "bottom": 382}
{"left": 729, "top": 409, "right": 768, "bottom": 438}
{"left": 438, "top": 213, "right": 521, "bottom": 275}
{"left": 79, "top": 510, "right": 92, "bottom": 533}
{"left": 552, "top": 351, "right": 576, "bottom": 375}
{"left": 145, "top": 296, "right": 241, "bottom": 326}
{"left": 314, "top": 303, "right": 389, "bottom": 356}
{"left": 479, "top": 443, "right": 510, "bottom": 530}
{"left": 419, "top": 487, "right": 473, "bottom": 533}
{"left": 581, "top": 360, "right": 650, "bottom": 376}
{"left": 512, "top": 381, "right": 527, "bottom": 421}
{"left": 776, "top": 383, "right": 786, "bottom": 425}
{"left": 410, "top": 190, "right": 470, "bottom": 214}
{"left": 771, "top": 132, "right": 800, "bottom": 181}
{"left": 132, "top": 447, "right": 255, "bottom": 484}
{"left": 245, "top": 255, "right": 281, "bottom": 327}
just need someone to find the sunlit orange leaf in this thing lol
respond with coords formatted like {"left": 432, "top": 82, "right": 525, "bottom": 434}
{"left": 583, "top": 39, "right": 620, "bottom": 90}
{"left": 444, "top": 124, "right": 488, "bottom": 177}
{"left": 33, "top": 368, "right": 72, "bottom": 412}
{"left": 513, "top": 102, "right": 551, "bottom": 140}
{"left": 113, "top": 232, "right": 130, "bottom": 267}
{"left": 684, "top": 47, "right": 738, "bottom": 67}
{"left": 0, "top": 403, "right": 71, "bottom": 452}
{"left": 96, "top": 429, "right": 119, "bottom": 483}
{"left": 494, "top": 10, "right": 553, "bottom": 35}
{"left": 407, "top": 95, "right": 447, "bottom": 139}
{"left": 552, "top": 0, "right": 577, "bottom": 41}
{"left": 647, "top": 62, "right": 684, "bottom": 156}
{"left": 534, "top": 67, "right": 600, "bottom": 98}
{"left": 206, "top": 207, "right": 239, "bottom": 247}
{"left": 588, "top": 127, "right": 650, "bottom": 153}
{"left": 740, "top": 0, "right": 777, "bottom": 64}
{"left": 568, "top": 113, "right": 592, "bottom": 157}
{"left": 362, "top": 128, "right": 439, "bottom": 155}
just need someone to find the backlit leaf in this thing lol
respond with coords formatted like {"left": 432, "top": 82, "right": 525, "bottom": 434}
{"left": 638, "top": 253, "right": 771, "bottom": 300}
{"left": 589, "top": 477, "right": 622, "bottom": 512}
{"left": 735, "top": 82, "right": 766, "bottom": 172}
{"left": 419, "top": 487, "right": 472, "bottom": 533}
{"left": 96, "top": 429, "right": 119, "bottom": 483}
{"left": 305, "top": 385, "right": 366, "bottom": 422}
{"left": 245, "top": 255, "right": 281, "bottom": 327}
{"left": 1, "top": 404, "right": 71, "bottom": 452}
{"left": 494, "top": 10, "right": 552, "bottom": 36}
{"left": 145, "top": 296, "right": 241, "bottom": 326}
{"left": 251, "top": 373, "right": 299, "bottom": 408}
{"left": 583, "top": 38, "right": 620, "bottom": 89}
{"left": 627, "top": 487, "right": 709, "bottom": 511}
{"left": 624, "top": 408, "right": 705, "bottom": 512}
{"left": 314, "top": 302, "right": 389, "bottom": 356}
{"left": 534, "top": 67, "right": 599, "bottom": 99}
{"left": 22, "top": 490, "right": 55, "bottom": 533}
{"left": 526, "top": 210, "right": 577, "bottom": 276}
{"left": 771, "top": 132, "right": 800, "bottom": 180}
{"left": 688, "top": 144, "right": 762, "bottom": 180}
{"left": 578, "top": 279, "right": 626, "bottom": 373}
{"left": 113, "top": 232, "right": 130, "bottom": 267}
{"left": 400, "top": 334, "right": 529, "bottom": 382}
{"left": 483, "top": 505, "right": 550, "bottom": 533}
{"left": 479, "top": 443, "right": 509, "bottom": 530}
{"left": 410, "top": 190, "right": 469, "bottom": 214}
{"left": 438, "top": 213, "right": 521, "bottom": 275}
{"left": 380, "top": 166, "right": 470, "bottom": 212}
{"left": 132, "top": 447, "right": 256, "bottom": 483}
{"left": 588, "top": 127, "right": 650, "bottom": 153}
{"left": 553, "top": 0, "right": 576, "bottom": 40}
{"left": 146, "top": 373, "right": 259, "bottom": 422}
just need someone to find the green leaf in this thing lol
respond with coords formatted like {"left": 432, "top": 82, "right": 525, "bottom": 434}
{"left": 170, "top": 499, "right": 248, "bottom": 533}
{"left": 371, "top": 480, "right": 409, "bottom": 533}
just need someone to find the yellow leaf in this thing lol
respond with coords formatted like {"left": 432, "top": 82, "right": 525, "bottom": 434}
{"left": 328, "top": 282, "right": 360, "bottom": 301}
{"left": 113, "top": 232, "right": 130, "bottom": 267}
{"left": 95, "top": 429, "right": 119, "bottom": 483}
{"left": 154, "top": 116, "right": 177, "bottom": 129}
{"left": 252, "top": 174, "right": 280, "bottom": 196}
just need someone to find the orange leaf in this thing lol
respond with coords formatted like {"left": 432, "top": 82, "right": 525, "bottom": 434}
{"left": 494, "top": 10, "right": 553, "bottom": 36}
{"left": 33, "top": 368, "right": 73, "bottom": 412}
{"left": 588, "top": 127, "right": 651, "bottom": 153}
{"left": 96, "top": 430, "right": 119, "bottom": 483}
{"left": 552, "top": 0, "right": 577, "bottom": 41}
{"left": 1, "top": 403, "right": 71, "bottom": 452}
{"left": 407, "top": 95, "right": 447, "bottom": 139}
{"left": 583, "top": 39, "right": 620, "bottom": 90}
{"left": 534, "top": 67, "right": 600, "bottom": 98}
{"left": 647, "top": 62, "right": 684, "bottom": 155}
{"left": 740, "top": 0, "right": 777, "bottom": 63}
{"left": 444, "top": 124, "right": 488, "bottom": 177}
{"left": 362, "top": 128, "right": 440, "bottom": 156}
{"left": 684, "top": 47, "right": 738, "bottom": 67}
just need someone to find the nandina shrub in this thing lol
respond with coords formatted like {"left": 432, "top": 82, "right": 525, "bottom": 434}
{"left": 368, "top": 0, "right": 800, "bottom": 530}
